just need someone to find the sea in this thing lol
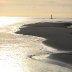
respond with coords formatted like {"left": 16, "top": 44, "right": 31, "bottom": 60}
{"left": 0, "top": 17, "right": 72, "bottom": 72}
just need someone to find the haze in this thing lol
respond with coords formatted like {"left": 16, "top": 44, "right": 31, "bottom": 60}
{"left": 0, "top": 0, "right": 72, "bottom": 18}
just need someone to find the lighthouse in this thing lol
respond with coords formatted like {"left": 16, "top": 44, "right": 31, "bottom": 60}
{"left": 51, "top": 14, "right": 53, "bottom": 19}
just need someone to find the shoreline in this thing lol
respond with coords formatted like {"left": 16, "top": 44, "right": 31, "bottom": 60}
{"left": 15, "top": 22, "right": 72, "bottom": 66}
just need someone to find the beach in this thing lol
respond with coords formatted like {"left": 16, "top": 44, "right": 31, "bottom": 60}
{"left": 0, "top": 18, "right": 72, "bottom": 72}
{"left": 16, "top": 21, "right": 72, "bottom": 71}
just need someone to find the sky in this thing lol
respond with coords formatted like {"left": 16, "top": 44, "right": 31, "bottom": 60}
{"left": 0, "top": 0, "right": 72, "bottom": 18}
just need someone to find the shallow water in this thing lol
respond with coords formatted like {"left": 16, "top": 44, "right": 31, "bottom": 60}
{"left": 0, "top": 17, "right": 72, "bottom": 72}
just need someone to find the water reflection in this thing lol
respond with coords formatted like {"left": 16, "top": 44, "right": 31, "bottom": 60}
{"left": 0, "top": 32, "right": 71, "bottom": 72}
{"left": 0, "top": 17, "right": 72, "bottom": 72}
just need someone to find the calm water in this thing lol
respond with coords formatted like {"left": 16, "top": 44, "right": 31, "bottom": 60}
{"left": 0, "top": 17, "right": 72, "bottom": 72}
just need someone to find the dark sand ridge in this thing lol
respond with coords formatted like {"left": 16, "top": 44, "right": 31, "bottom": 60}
{"left": 15, "top": 22, "right": 72, "bottom": 65}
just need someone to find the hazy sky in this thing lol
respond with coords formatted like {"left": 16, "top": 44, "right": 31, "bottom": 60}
{"left": 0, "top": 0, "right": 72, "bottom": 18}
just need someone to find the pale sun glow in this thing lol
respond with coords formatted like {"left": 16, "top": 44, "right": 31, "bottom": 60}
{"left": 0, "top": 17, "right": 28, "bottom": 27}
{"left": 0, "top": 60, "right": 23, "bottom": 72}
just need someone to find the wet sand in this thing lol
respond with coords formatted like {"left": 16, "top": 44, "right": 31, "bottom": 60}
{"left": 16, "top": 22, "right": 72, "bottom": 50}
{"left": 16, "top": 22, "right": 72, "bottom": 66}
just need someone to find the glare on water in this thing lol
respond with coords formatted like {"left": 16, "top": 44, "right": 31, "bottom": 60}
{"left": 0, "top": 17, "right": 29, "bottom": 27}
{"left": 0, "top": 17, "right": 72, "bottom": 72}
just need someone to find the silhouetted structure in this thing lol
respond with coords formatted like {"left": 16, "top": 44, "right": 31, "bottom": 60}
{"left": 51, "top": 14, "right": 53, "bottom": 19}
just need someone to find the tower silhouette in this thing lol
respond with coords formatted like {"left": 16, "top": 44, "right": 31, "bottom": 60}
{"left": 51, "top": 14, "right": 53, "bottom": 19}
